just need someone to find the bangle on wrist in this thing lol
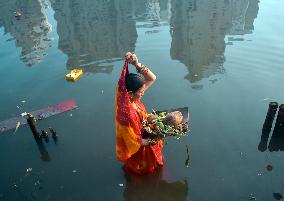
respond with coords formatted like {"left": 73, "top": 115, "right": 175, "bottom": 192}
{"left": 137, "top": 64, "right": 149, "bottom": 74}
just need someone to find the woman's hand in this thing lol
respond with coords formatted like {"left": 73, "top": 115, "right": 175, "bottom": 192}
{"left": 141, "top": 139, "right": 150, "bottom": 146}
{"left": 125, "top": 51, "right": 156, "bottom": 92}
{"left": 141, "top": 138, "right": 157, "bottom": 146}
{"left": 125, "top": 52, "right": 139, "bottom": 66}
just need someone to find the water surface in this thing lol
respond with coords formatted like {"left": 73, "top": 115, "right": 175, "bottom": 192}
{"left": 1, "top": 0, "right": 284, "bottom": 200}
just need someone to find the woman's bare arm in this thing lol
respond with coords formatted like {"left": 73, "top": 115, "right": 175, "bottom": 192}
{"left": 125, "top": 52, "right": 156, "bottom": 91}
{"left": 134, "top": 62, "right": 156, "bottom": 91}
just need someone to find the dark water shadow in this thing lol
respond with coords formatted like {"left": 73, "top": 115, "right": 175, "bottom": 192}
{"left": 123, "top": 167, "right": 188, "bottom": 201}
{"left": 35, "top": 138, "right": 51, "bottom": 162}
{"left": 258, "top": 103, "right": 284, "bottom": 152}
{"left": 268, "top": 104, "right": 284, "bottom": 152}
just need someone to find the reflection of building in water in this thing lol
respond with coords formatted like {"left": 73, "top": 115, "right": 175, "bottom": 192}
{"left": 243, "top": 0, "right": 259, "bottom": 33}
{"left": 133, "top": 0, "right": 171, "bottom": 25}
{"left": 144, "top": 0, "right": 161, "bottom": 22}
{"left": 158, "top": 0, "right": 171, "bottom": 22}
{"left": 170, "top": 0, "right": 226, "bottom": 83}
{"left": 50, "top": 0, "right": 137, "bottom": 73}
{"left": 0, "top": 0, "right": 51, "bottom": 66}
{"left": 225, "top": 0, "right": 259, "bottom": 35}
{"left": 170, "top": 0, "right": 259, "bottom": 83}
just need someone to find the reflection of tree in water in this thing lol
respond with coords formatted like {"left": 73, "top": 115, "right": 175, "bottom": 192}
{"left": 123, "top": 167, "right": 188, "bottom": 201}
{"left": 50, "top": 0, "right": 138, "bottom": 73}
{"left": 0, "top": 0, "right": 51, "bottom": 66}
{"left": 170, "top": 0, "right": 259, "bottom": 84}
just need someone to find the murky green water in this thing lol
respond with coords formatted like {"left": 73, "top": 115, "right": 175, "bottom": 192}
{"left": 1, "top": 0, "right": 284, "bottom": 200}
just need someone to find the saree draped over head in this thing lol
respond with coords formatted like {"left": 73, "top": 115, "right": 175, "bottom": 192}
{"left": 115, "top": 61, "right": 163, "bottom": 174}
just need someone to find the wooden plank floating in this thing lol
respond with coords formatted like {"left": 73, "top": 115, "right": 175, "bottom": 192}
{"left": 0, "top": 99, "right": 77, "bottom": 133}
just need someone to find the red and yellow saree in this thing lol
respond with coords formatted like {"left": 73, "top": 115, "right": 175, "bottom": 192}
{"left": 115, "top": 61, "right": 163, "bottom": 174}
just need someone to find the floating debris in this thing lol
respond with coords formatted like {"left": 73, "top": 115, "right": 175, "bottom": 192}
{"left": 26, "top": 168, "right": 32, "bottom": 173}
{"left": 69, "top": 113, "right": 73, "bottom": 117}
{"left": 21, "top": 100, "right": 26, "bottom": 103}
{"left": 266, "top": 165, "right": 273, "bottom": 171}
{"left": 249, "top": 193, "right": 256, "bottom": 200}
{"left": 1, "top": 100, "right": 77, "bottom": 133}
{"left": 118, "top": 183, "right": 124, "bottom": 187}
{"left": 257, "top": 172, "right": 263, "bottom": 176}
{"left": 72, "top": 170, "right": 77, "bottom": 173}
{"left": 191, "top": 85, "right": 203, "bottom": 90}
{"left": 14, "top": 11, "right": 22, "bottom": 18}
{"left": 209, "top": 79, "right": 218, "bottom": 84}
{"left": 38, "top": 113, "right": 47, "bottom": 120}
{"left": 14, "top": 122, "right": 20, "bottom": 134}
{"left": 228, "top": 37, "right": 244, "bottom": 41}
{"left": 225, "top": 42, "right": 233, "bottom": 45}
{"left": 34, "top": 180, "right": 41, "bottom": 186}
{"left": 273, "top": 193, "right": 283, "bottom": 200}
{"left": 65, "top": 69, "right": 83, "bottom": 81}
{"left": 145, "top": 30, "right": 160, "bottom": 34}
{"left": 6, "top": 37, "right": 15, "bottom": 42}
{"left": 21, "top": 112, "right": 28, "bottom": 117}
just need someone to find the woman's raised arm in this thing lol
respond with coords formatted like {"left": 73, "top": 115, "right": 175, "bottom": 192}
{"left": 125, "top": 52, "right": 156, "bottom": 91}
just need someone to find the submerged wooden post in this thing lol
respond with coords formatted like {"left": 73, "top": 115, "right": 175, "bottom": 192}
{"left": 258, "top": 102, "right": 278, "bottom": 152}
{"left": 268, "top": 104, "right": 284, "bottom": 151}
{"left": 41, "top": 130, "right": 49, "bottom": 143}
{"left": 273, "top": 104, "right": 284, "bottom": 134}
{"left": 49, "top": 127, "right": 58, "bottom": 143}
{"left": 25, "top": 113, "right": 51, "bottom": 161}
{"left": 35, "top": 139, "right": 51, "bottom": 162}
{"left": 263, "top": 102, "right": 279, "bottom": 134}
{"left": 26, "top": 113, "right": 41, "bottom": 140}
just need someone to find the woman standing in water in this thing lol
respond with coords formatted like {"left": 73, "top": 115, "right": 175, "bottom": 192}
{"left": 115, "top": 52, "right": 163, "bottom": 174}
